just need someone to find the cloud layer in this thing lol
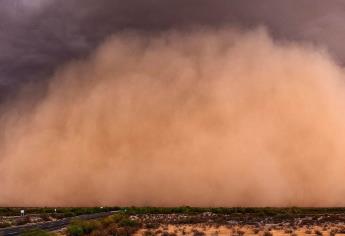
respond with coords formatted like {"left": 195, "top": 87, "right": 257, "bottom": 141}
{"left": 2, "top": 0, "right": 345, "bottom": 102}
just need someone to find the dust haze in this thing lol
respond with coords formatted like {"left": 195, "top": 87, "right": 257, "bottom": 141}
{"left": 1, "top": 28, "right": 345, "bottom": 207}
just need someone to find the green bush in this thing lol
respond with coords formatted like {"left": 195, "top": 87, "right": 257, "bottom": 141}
{"left": 67, "top": 219, "right": 102, "bottom": 236}
{"left": 118, "top": 218, "right": 139, "bottom": 227}
{"left": 111, "top": 214, "right": 128, "bottom": 223}
{"left": 67, "top": 225, "right": 84, "bottom": 236}
{"left": 63, "top": 212, "right": 76, "bottom": 218}
{"left": 100, "top": 216, "right": 115, "bottom": 227}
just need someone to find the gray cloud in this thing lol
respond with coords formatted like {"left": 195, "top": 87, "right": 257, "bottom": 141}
{"left": 1, "top": 0, "right": 345, "bottom": 101}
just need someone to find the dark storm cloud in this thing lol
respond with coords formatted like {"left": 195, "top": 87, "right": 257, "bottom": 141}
{"left": 1, "top": 0, "right": 345, "bottom": 101}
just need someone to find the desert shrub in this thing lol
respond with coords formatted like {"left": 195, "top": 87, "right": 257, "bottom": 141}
{"left": 67, "top": 225, "right": 84, "bottom": 236}
{"left": 52, "top": 213, "right": 64, "bottom": 219}
{"left": 118, "top": 218, "right": 140, "bottom": 227}
{"left": 143, "top": 230, "right": 155, "bottom": 236}
{"left": 192, "top": 230, "right": 205, "bottom": 236}
{"left": 330, "top": 229, "right": 337, "bottom": 236}
{"left": 67, "top": 214, "right": 139, "bottom": 236}
{"left": 111, "top": 214, "right": 128, "bottom": 223}
{"left": 106, "top": 224, "right": 120, "bottom": 235}
{"left": 263, "top": 231, "right": 272, "bottom": 236}
{"left": 4, "top": 207, "right": 345, "bottom": 217}
{"left": 100, "top": 216, "right": 115, "bottom": 227}
{"left": 40, "top": 214, "right": 51, "bottom": 221}
{"left": 237, "top": 230, "right": 245, "bottom": 235}
{"left": 305, "top": 229, "right": 312, "bottom": 234}
{"left": 20, "top": 229, "right": 56, "bottom": 236}
{"left": 55, "top": 207, "right": 118, "bottom": 217}
{"left": 63, "top": 212, "right": 76, "bottom": 218}
{"left": 0, "top": 222, "right": 11, "bottom": 228}
{"left": 144, "top": 223, "right": 159, "bottom": 229}
{"left": 90, "top": 229, "right": 105, "bottom": 236}
{"left": 16, "top": 216, "right": 31, "bottom": 225}
{"left": 161, "top": 231, "right": 171, "bottom": 236}
{"left": 83, "top": 220, "right": 102, "bottom": 234}
{"left": 68, "top": 220, "right": 101, "bottom": 235}
{"left": 315, "top": 229, "right": 323, "bottom": 235}
{"left": 108, "top": 226, "right": 138, "bottom": 236}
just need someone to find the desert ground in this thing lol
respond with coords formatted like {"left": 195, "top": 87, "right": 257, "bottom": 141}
{"left": 3, "top": 208, "right": 345, "bottom": 235}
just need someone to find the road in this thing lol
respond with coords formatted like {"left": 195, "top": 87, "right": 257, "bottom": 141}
{"left": 0, "top": 211, "right": 117, "bottom": 236}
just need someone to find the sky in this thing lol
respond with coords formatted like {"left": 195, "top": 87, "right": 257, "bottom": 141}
{"left": 1, "top": 0, "right": 345, "bottom": 102}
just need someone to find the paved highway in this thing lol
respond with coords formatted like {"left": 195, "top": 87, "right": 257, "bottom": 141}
{"left": 0, "top": 211, "right": 117, "bottom": 236}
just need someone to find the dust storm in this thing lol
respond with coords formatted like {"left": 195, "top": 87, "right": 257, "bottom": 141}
{"left": 1, "top": 28, "right": 345, "bottom": 207}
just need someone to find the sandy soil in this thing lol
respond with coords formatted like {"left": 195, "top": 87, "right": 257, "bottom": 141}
{"left": 134, "top": 225, "right": 345, "bottom": 236}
